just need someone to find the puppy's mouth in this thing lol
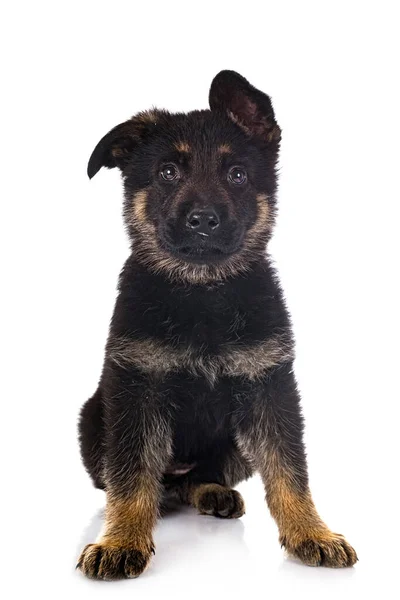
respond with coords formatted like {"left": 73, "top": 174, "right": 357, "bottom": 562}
{"left": 160, "top": 238, "right": 241, "bottom": 264}
{"left": 176, "top": 245, "right": 226, "bottom": 261}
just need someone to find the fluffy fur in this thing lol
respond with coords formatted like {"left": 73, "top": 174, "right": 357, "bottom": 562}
{"left": 77, "top": 70, "right": 357, "bottom": 580}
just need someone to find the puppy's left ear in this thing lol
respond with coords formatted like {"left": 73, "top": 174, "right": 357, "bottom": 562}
{"left": 209, "top": 70, "right": 281, "bottom": 143}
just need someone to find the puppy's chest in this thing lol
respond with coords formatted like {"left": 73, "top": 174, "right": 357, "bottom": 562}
{"left": 108, "top": 327, "right": 292, "bottom": 384}
{"left": 109, "top": 286, "right": 293, "bottom": 383}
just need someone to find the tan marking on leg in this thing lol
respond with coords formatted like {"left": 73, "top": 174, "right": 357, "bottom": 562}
{"left": 235, "top": 427, "right": 357, "bottom": 568}
{"left": 103, "top": 483, "right": 157, "bottom": 551}
{"left": 267, "top": 467, "right": 326, "bottom": 546}
{"left": 77, "top": 480, "right": 159, "bottom": 580}
{"left": 264, "top": 450, "right": 358, "bottom": 567}
{"left": 77, "top": 415, "right": 172, "bottom": 579}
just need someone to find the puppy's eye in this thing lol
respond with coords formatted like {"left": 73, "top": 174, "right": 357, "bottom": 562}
{"left": 228, "top": 166, "right": 247, "bottom": 185}
{"left": 160, "top": 164, "right": 180, "bottom": 181}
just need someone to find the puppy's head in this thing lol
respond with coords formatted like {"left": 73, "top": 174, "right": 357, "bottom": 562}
{"left": 88, "top": 71, "right": 281, "bottom": 283}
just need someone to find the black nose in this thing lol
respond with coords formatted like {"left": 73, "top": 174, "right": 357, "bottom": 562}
{"left": 186, "top": 208, "right": 220, "bottom": 235}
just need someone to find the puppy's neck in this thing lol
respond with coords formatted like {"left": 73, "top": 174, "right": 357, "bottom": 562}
{"left": 130, "top": 246, "right": 268, "bottom": 287}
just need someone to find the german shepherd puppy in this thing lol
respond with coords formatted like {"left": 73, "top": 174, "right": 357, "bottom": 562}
{"left": 77, "top": 71, "right": 357, "bottom": 579}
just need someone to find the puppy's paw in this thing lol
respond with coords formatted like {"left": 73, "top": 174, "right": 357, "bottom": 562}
{"left": 195, "top": 484, "right": 245, "bottom": 518}
{"left": 76, "top": 542, "right": 154, "bottom": 580}
{"left": 282, "top": 532, "right": 358, "bottom": 568}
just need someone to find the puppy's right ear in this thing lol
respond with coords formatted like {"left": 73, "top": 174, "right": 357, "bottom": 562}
{"left": 87, "top": 110, "right": 158, "bottom": 179}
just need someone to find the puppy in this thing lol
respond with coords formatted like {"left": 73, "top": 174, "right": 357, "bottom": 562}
{"left": 77, "top": 71, "right": 357, "bottom": 579}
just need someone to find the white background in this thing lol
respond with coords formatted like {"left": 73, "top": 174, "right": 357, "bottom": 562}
{"left": 1, "top": 1, "right": 399, "bottom": 598}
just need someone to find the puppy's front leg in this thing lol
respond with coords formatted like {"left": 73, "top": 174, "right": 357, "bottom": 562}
{"left": 77, "top": 370, "right": 172, "bottom": 580}
{"left": 234, "top": 364, "right": 357, "bottom": 567}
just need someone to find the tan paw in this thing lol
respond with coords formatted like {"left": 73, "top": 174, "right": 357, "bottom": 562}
{"left": 76, "top": 542, "right": 154, "bottom": 580}
{"left": 282, "top": 532, "right": 358, "bottom": 568}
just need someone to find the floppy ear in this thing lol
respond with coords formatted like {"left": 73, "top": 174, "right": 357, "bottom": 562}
{"left": 209, "top": 70, "right": 281, "bottom": 143}
{"left": 87, "top": 111, "right": 158, "bottom": 179}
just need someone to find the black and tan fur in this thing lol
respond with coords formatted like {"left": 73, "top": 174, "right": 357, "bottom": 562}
{"left": 77, "top": 70, "right": 357, "bottom": 580}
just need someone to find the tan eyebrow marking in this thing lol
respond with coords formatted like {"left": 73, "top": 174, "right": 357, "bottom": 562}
{"left": 175, "top": 142, "right": 190, "bottom": 153}
{"left": 218, "top": 144, "right": 232, "bottom": 154}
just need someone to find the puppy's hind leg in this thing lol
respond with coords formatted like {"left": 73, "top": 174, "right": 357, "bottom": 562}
{"left": 79, "top": 387, "right": 106, "bottom": 490}
{"left": 166, "top": 447, "right": 253, "bottom": 519}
